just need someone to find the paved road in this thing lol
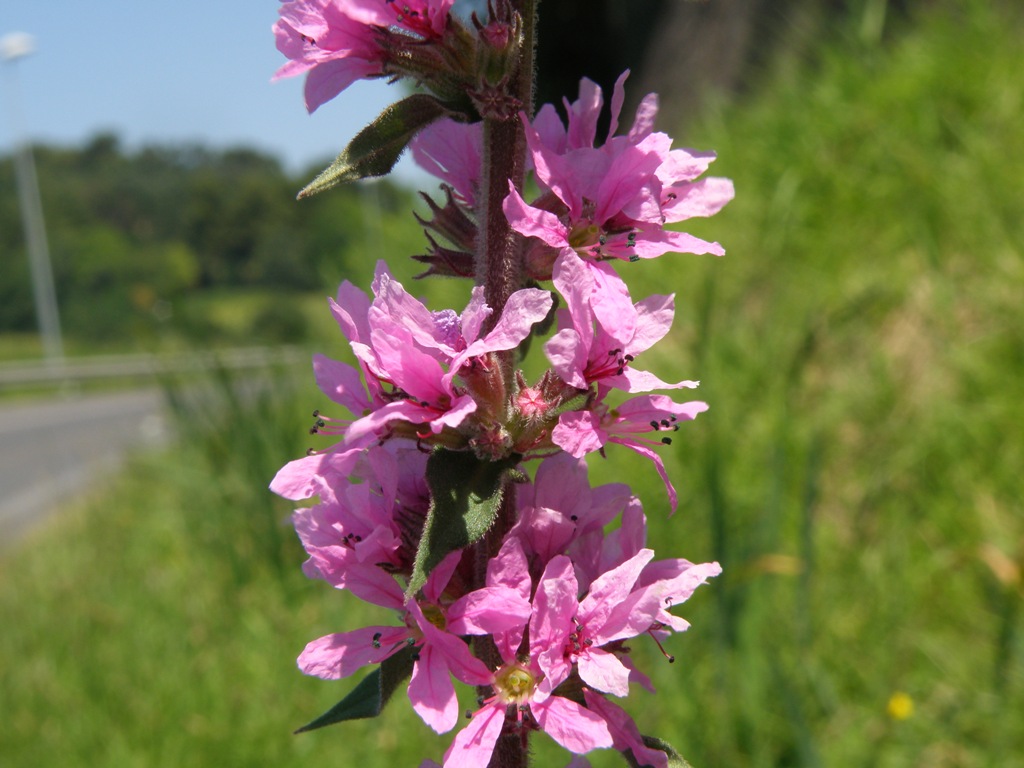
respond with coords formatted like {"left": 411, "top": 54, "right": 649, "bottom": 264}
{"left": 0, "top": 388, "right": 170, "bottom": 549}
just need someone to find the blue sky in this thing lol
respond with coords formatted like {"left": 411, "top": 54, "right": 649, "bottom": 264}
{"left": 1, "top": 2, "right": 424, "bottom": 181}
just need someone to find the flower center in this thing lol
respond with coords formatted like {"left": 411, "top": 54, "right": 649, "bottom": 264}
{"left": 493, "top": 663, "right": 537, "bottom": 705}
{"left": 419, "top": 603, "right": 447, "bottom": 631}
{"left": 568, "top": 221, "right": 601, "bottom": 252}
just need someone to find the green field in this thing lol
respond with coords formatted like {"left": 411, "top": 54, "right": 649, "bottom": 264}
{"left": 2, "top": 2, "right": 1022, "bottom": 766}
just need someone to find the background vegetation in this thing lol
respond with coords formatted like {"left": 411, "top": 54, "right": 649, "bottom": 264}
{"left": 0, "top": 138, "right": 421, "bottom": 352}
{"left": 2, "top": 1, "right": 1022, "bottom": 766}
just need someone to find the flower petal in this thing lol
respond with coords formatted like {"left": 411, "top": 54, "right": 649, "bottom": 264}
{"left": 532, "top": 695, "right": 614, "bottom": 753}
{"left": 444, "top": 702, "right": 505, "bottom": 768}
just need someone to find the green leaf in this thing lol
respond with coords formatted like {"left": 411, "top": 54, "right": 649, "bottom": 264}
{"left": 406, "top": 449, "right": 520, "bottom": 600}
{"left": 622, "top": 735, "right": 694, "bottom": 768}
{"left": 293, "top": 644, "right": 416, "bottom": 734}
{"left": 297, "top": 94, "right": 456, "bottom": 198}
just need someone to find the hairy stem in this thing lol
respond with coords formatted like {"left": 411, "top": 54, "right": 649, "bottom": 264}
{"left": 472, "top": 2, "right": 537, "bottom": 768}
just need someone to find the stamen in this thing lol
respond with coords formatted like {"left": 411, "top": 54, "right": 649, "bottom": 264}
{"left": 648, "top": 628, "right": 675, "bottom": 663}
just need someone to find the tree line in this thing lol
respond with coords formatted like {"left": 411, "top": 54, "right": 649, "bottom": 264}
{"left": 0, "top": 134, "right": 417, "bottom": 346}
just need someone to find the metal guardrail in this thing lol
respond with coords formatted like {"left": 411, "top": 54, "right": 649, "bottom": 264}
{"left": 0, "top": 346, "right": 310, "bottom": 387}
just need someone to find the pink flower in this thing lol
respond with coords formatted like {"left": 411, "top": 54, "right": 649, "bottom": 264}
{"left": 410, "top": 119, "right": 483, "bottom": 207}
{"left": 502, "top": 71, "right": 732, "bottom": 277}
{"left": 545, "top": 251, "right": 700, "bottom": 393}
{"left": 273, "top": 0, "right": 455, "bottom": 112}
{"left": 532, "top": 550, "right": 664, "bottom": 699}
{"left": 298, "top": 551, "right": 531, "bottom": 734}
{"left": 288, "top": 445, "right": 429, "bottom": 582}
{"left": 508, "top": 452, "right": 631, "bottom": 566}
{"left": 295, "top": 263, "right": 551, "bottom": 450}
{"left": 552, "top": 394, "right": 708, "bottom": 512}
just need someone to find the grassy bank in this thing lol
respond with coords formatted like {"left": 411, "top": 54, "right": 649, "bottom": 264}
{"left": 2, "top": 2, "right": 1022, "bottom": 766}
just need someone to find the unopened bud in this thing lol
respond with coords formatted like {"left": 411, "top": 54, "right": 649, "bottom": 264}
{"left": 516, "top": 387, "right": 549, "bottom": 420}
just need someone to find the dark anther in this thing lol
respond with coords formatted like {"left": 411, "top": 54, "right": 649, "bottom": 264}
{"left": 312, "top": 410, "right": 320, "bottom": 417}
{"left": 667, "top": 655, "right": 676, "bottom": 663}
{"left": 317, "top": 419, "right": 326, "bottom": 428}
{"left": 372, "top": 632, "right": 382, "bottom": 649}
{"left": 305, "top": 447, "right": 316, "bottom": 456}
{"left": 650, "top": 420, "right": 660, "bottom": 429}
{"left": 661, "top": 437, "right": 673, "bottom": 445}
{"left": 629, "top": 255, "right": 640, "bottom": 263}
{"left": 570, "top": 514, "right": 578, "bottom": 522}
{"left": 465, "top": 710, "right": 473, "bottom": 719}
{"left": 309, "top": 426, "right": 319, "bottom": 435}
{"left": 667, "top": 192, "right": 677, "bottom": 201}
{"left": 660, "top": 419, "right": 670, "bottom": 428}
{"left": 624, "top": 354, "right": 634, "bottom": 362}
{"left": 411, "top": 652, "right": 420, "bottom": 661}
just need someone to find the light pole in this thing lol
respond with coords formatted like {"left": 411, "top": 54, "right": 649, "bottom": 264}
{"left": 1, "top": 32, "right": 64, "bottom": 365}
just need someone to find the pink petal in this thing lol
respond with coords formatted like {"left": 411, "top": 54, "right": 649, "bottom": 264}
{"left": 567, "top": 77, "right": 603, "bottom": 149}
{"left": 584, "top": 691, "right": 669, "bottom": 768}
{"left": 594, "top": 142, "right": 663, "bottom": 225}
{"left": 330, "top": 281, "right": 372, "bottom": 341}
{"left": 472, "top": 288, "right": 553, "bottom": 355}
{"left": 297, "top": 625, "right": 408, "bottom": 679}
{"left": 607, "top": 70, "right": 629, "bottom": 140}
{"left": 553, "top": 411, "right": 607, "bottom": 457}
{"left": 627, "top": 93, "right": 659, "bottom": 143}
{"left": 459, "top": 287, "right": 491, "bottom": 347}
{"left": 409, "top": 644, "right": 460, "bottom": 734}
{"left": 659, "top": 229, "right": 726, "bottom": 257}
{"left": 578, "top": 549, "right": 654, "bottom": 632}
{"left": 269, "top": 447, "right": 361, "bottom": 501}
{"left": 609, "top": 436, "right": 678, "bottom": 513}
{"left": 545, "top": 328, "right": 588, "bottom": 389}
{"left": 578, "top": 648, "right": 631, "bottom": 697}
{"left": 532, "top": 556, "right": 579, "bottom": 696}
{"left": 628, "top": 293, "right": 676, "bottom": 355}
{"left": 313, "top": 354, "right": 370, "bottom": 412}
{"left": 532, "top": 695, "right": 613, "bottom": 753}
{"left": 502, "top": 183, "right": 570, "bottom": 249}
{"left": 447, "top": 586, "right": 531, "bottom": 636}
{"left": 486, "top": 537, "right": 531, "bottom": 660}
{"left": 422, "top": 550, "right": 464, "bottom": 604}
{"left": 304, "top": 57, "right": 376, "bottom": 113}
{"left": 663, "top": 176, "right": 735, "bottom": 221}
{"left": 444, "top": 702, "right": 505, "bottom": 768}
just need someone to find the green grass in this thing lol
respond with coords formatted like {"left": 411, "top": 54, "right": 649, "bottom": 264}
{"left": 2, "top": 2, "right": 1023, "bottom": 766}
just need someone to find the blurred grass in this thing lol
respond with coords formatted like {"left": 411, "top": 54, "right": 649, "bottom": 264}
{"left": 2, "top": 1, "right": 1023, "bottom": 766}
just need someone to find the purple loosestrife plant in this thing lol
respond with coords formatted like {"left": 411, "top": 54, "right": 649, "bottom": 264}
{"left": 271, "top": 1, "right": 731, "bottom": 766}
